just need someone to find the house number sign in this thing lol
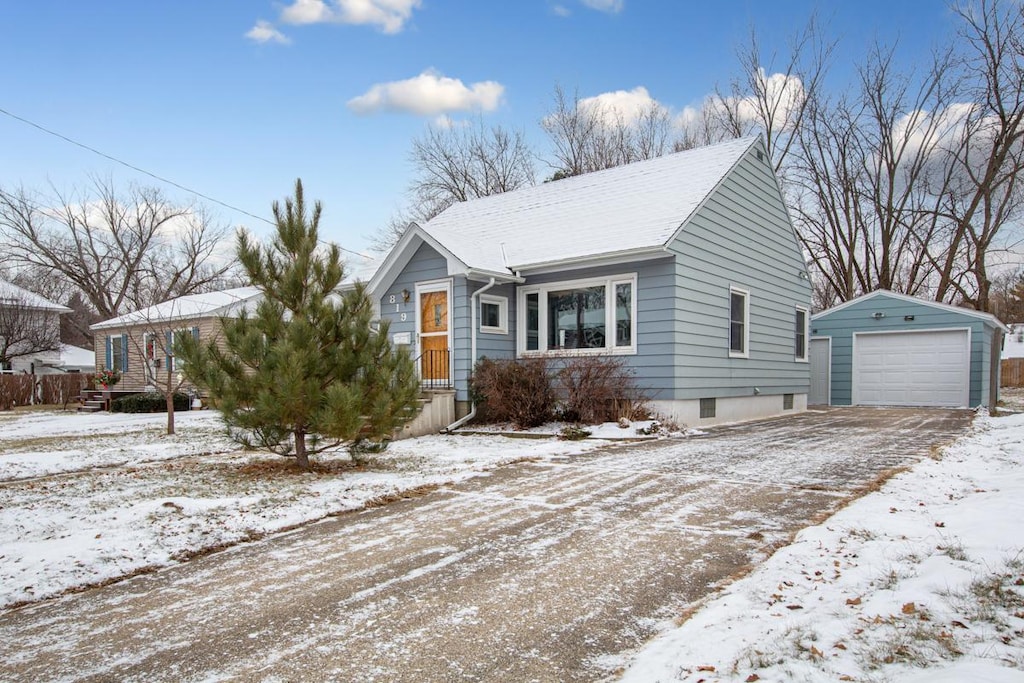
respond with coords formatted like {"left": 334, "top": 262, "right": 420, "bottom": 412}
{"left": 388, "top": 294, "right": 408, "bottom": 322}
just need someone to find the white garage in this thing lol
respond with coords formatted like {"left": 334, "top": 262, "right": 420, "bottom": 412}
{"left": 852, "top": 329, "right": 969, "bottom": 407}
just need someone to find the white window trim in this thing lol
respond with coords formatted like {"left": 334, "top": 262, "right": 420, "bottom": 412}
{"left": 728, "top": 286, "right": 750, "bottom": 359}
{"left": 413, "top": 278, "right": 454, "bottom": 383}
{"left": 479, "top": 294, "right": 509, "bottom": 335}
{"left": 795, "top": 305, "right": 810, "bottom": 362}
{"left": 517, "top": 272, "right": 637, "bottom": 357}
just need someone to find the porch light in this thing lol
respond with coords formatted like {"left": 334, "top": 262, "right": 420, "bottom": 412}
{"left": 402, "top": 289, "right": 411, "bottom": 303}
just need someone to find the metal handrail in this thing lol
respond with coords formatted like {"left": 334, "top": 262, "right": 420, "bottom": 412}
{"left": 416, "top": 348, "right": 452, "bottom": 389}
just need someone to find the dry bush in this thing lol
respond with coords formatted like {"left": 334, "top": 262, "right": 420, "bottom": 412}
{"left": 556, "top": 355, "right": 647, "bottom": 423}
{"left": 470, "top": 357, "right": 554, "bottom": 428}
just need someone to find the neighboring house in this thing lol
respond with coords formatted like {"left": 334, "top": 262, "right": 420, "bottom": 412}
{"left": 58, "top": 344, "right": 97, "bottom": 374}
{"left": 0, "top": 278, "right": 71, "bottom": 375}
{"left": 90, "top": 287, "right": 263, "bottom": 392}
{"left": 1002, "top": 322, "right": 1024, "bottom": 359}
{"left": 809, "top": 290, "right": 1008, "bottom": 409}
{"left": 369, "top": 136, "right": 813, "bottom": 426}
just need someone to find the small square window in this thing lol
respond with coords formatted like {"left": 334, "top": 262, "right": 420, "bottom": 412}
{"left": 479, "top": 294, "right": 508, "bottom": 335}
{"left": 783, "top": 393, "right": 794, "bottom": 410}
{"left": 700, "top": 397, "right": 716, "bottom": 419}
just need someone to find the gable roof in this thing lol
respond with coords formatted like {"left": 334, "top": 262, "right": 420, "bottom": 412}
{"left": 91, "top": 287, "right": 262, "bottom": 331}
{"left": 0, "top": 278, "right": 72, "bottom": 313}
{"left": 375, "top": 136, "right": 761, "bottom": 286}
{"left": 812, "top": 289, "right": 1009, "bottom": 332}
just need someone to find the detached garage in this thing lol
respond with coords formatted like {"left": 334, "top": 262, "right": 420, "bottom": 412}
{"left": 810, "top": 290, "right": 1008, "bottom": 409}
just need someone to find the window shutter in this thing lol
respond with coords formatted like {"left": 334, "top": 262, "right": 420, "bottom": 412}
{"left": 105, "top": 336, "right": 112, "bottom": 370}
{"left": 192, "top": 326, "right": 199, "bottom": 340}
{"left": 165, "top": 331, "right": 173, "bottom": 371}
{"left": 121, "top": 334, "right": 129, "bottom": 372}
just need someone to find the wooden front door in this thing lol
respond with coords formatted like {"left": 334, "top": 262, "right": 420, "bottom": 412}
{"left": 419, "top": 289, "right": 450, "bottom": 382}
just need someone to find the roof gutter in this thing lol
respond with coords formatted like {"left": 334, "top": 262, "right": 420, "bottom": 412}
{"left": 464, "top": 268, "right": 524, "bottom": 284}
{"left": 442, "top": 276, "right": 497, "bottom": 433}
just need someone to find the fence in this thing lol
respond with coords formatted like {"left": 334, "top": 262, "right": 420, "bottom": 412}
{"left": 0, "top": 373, "right": 96, "bottom": 410}
{"left": 1001, "top": 358, "right": 1024, "bottom": 387}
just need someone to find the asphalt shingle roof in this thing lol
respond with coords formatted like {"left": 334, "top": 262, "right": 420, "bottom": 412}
{"left": 91, "top": 287, "right": 262, "bottom": 330}
{"left": 419, "top": 136, "right": 758, "bottom": 273}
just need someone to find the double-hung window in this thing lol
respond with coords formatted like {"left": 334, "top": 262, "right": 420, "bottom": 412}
{"left": 795, "top": 306, "right": 809, "bottom": 361}
{"left": 518, "top": 274, "right": 636, "bottom": 355}
{"left": 729, "top": 286, "right": 749, "bottom": 358}
{"left": 167, "top": 328, "right": 199, "bottom": 371}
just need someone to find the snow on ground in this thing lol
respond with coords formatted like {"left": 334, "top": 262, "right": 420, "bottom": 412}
{"left": 0, "top": 408, "right": 606, "bottom": 609}
{"left": 620, "top": 410, "right": 1024, "bottom": 683}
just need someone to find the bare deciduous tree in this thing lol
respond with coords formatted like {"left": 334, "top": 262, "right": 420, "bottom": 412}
{"left": 786, "top": 0, "right": 1024, "bottom": 313}
{"left": 370, "top": 120, "right": 536, "bottom": 252}
{"left": 0, "top": 288, "right": 62, "bottom": 371}
{"left": 0, "top": 178, "right": 235, "bottom": 322}
{"left": 929, "top": 0, "right": 1024, "bottom": 311}
{"left": 542, "top": 85, "right": 675, "bottom": 178}
{"left": 409, "top": 120, "right": 535, "bottom": 219}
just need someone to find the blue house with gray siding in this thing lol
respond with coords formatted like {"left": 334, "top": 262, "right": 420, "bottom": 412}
{"left": 809, "top": 290, "right": 1007, "bottom": 409}
{"left": 369, "top": 136, "right": 812, "bottom": 427}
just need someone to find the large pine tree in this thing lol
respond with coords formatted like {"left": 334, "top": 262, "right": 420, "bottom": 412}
{"left": 177, "top": 180, "right": 420, "bottom": 470}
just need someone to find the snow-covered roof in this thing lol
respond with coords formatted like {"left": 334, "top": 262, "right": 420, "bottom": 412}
{"left": 416, "top": 136, "right": 760, "bottom": 274}
{"left": 91, "top": 287, "right": 262, "bottom": 331}
{"left": 0, "top": 278, "right": 71, "bottom": 313}
{"left": 59, "top": 344, "right": 96, "bottom": 370}
{"left": 812, "top": 289, "right": 1009, "bottom": 332}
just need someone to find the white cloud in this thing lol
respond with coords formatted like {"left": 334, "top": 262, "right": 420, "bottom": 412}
{"left": 675, "top": 70, "right": 807, "bottom": 138}
{"left": 245, "top": 20, "right": 291, "bottom": 44}
{"left": 347, "top": 70, "right": 505, "bottom": 116}
{"left": 552, "top": 4, "right": 571, "bottom": 17}
{"left": 579, "top": 86, "right": 667, "bottom": 126}
{"left": 279, "top": 0, "right": 422, "bottom": 34}
{"left": 580, "top": 0, "right": 623, "bottom": 14}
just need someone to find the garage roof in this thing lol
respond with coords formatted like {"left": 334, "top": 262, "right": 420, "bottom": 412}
{"left": 812, "top": 289, "right": 1009, "bottom": 332}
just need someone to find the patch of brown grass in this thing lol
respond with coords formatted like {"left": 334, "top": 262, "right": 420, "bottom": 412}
{"left": 235, "top": 458, "right": 363, "bottom": 476}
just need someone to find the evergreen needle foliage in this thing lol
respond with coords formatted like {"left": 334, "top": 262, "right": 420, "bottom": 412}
{"left": 176, "top": 180, "right": 420, "bottom": 470}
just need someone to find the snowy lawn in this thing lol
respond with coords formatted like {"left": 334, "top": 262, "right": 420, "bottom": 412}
{"left": 621, "top": 409, "right": 1024, "bottom": 683}
{"left": 0, "top": 408, "right": 606, "bottom": 609}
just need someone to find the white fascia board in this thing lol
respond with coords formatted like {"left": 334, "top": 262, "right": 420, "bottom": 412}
{"left": 512, "top": 245, "right": 668, "bottom": 277}
{"left": 813, "top": 289, "right": 1010, "bottom": 332}
{"left": 464, "top": 268, "right": 524, "bottom": 284}
{"left": 367, "top": 224, "right": 469, "bottom": 295}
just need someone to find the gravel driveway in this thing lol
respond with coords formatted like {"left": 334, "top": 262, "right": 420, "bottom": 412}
{"left": 0, "top": 407, "right": 972, "bottom": 682}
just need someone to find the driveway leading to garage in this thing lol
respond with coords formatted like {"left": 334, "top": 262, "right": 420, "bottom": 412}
{"left": 0, "top": 408, "right": 972, "bottom": 682}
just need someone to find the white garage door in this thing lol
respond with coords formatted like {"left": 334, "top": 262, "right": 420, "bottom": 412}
{"left": 853, "top": 329, "right": 970, "bottom": 407}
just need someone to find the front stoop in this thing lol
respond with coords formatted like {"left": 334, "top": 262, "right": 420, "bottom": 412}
{"left": 76, "top": 389, "right": 134, "bottom": 413}
{"left": 397, "top": 390, "right": 456, "bottom": 439}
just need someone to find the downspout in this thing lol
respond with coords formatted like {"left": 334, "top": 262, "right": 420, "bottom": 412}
{"left": 443, "top": 277, "right": 497, "bottom": 433}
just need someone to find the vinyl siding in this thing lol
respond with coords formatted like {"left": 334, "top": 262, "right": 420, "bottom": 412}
{"left": 519, "top": 258, "right": 678, "bottom": 403}
{"left": 93, "top": 317, "right": 221, "bottom": 392}
{"left": 668, "top": 144, "right": 812, "bottom": 400}
{"left": 377, "top": 241, "right": 449, "bottom": 349}
{"left": 811, "top": 294, "right": 998, "bottom": 408}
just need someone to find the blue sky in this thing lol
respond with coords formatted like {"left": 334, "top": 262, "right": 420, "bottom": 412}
{"left": 0, "top": 1, "right": 957, "bottom": 256}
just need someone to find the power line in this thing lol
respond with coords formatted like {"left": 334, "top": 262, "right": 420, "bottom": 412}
{"left": 0, "top": 105, "right": 370, "bottom": 259}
